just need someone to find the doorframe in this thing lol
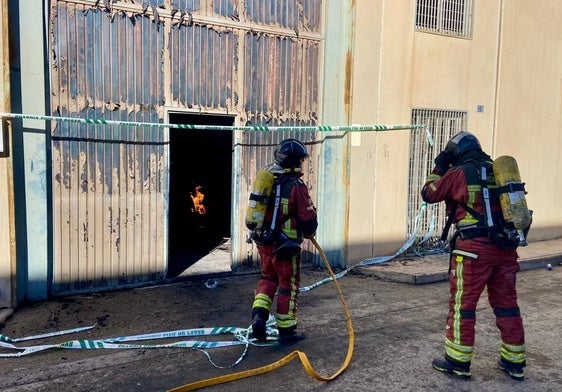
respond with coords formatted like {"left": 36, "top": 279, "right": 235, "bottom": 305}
{"left": 164, "top": 108, "right": 237, "bottom": 277}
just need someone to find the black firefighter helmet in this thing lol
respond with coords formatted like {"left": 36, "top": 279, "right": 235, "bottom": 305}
{"left": 445, "top": 131, "right": 482, "bottom": 164}
{"left": 275, "top": 138, "right": 309, "bottom": 168}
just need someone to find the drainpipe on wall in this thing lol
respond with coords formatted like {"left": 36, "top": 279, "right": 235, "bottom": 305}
{"left": 317, "top": 0, "right": 356, "bottom": 268}
{"left": 0, "top": 0, "right": 16, "bottom": 321}
{"left": 11, "top": 0, "right": 50, "bottom": 301}
{"left": 492, "top": 0, "right": 504, "bottom": 157}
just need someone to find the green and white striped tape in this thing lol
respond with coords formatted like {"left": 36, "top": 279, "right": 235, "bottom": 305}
{"left": 0, "top": 324, "right": 265, "bottom": 368}
{"left": 0, "top": 318, "right": 280, "bottom": 369}
{"left": 0, "top": 112, "right": 435, "bottom": 367}
{"left": 0, "top": 324, "right": 96, "bottom": 343}
{"left": 300, "top": 202, "right": 431, "bottom": 292}
{"left": 0, "top": 112, "right": 425, "bottom": 133}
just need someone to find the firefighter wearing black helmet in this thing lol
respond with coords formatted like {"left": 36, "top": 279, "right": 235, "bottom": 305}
{"left": 422, "top": 131, "right": 526, "bottom": 381}
{"left": 249, "top": 138, "right": 318, "bottom": 344}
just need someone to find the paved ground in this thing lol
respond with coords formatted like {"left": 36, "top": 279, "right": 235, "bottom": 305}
{"left": 358, "top": 237, "right": 562, "bottom": 283}
{"left": 0, "top": 239, "right": 561, "bottom": 392}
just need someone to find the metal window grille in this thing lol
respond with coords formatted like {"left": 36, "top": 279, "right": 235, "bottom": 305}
{"left": 407, "top": 109, "right": 468, "bottom": 254}
{"left": 415, "top": 0, "right": 473, "bottom": 38}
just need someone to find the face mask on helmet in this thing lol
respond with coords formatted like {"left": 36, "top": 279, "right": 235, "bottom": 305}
{"left": 445, "top": 131, "right": 481, "bottom": 164}
{"left": 275, "top": 139, "right": 309, "bottom": 168}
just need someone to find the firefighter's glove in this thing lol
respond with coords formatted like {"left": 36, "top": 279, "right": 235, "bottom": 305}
{"left": 433, "top": 150, "right": 452, "bottom": 175}
{"left": 304, "top": 232, "right": 316, "bottom": 239}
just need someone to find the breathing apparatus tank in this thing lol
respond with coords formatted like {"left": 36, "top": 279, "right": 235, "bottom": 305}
{"left": 245, "top": 169, "right": 275, "bottom": 231}
{"left": 492, "top": 155, "right": 532, "bottom": 245}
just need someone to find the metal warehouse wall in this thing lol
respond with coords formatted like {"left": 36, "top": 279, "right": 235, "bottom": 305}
{"left": 49, "top": 0, "right": 322, "bottom": 294}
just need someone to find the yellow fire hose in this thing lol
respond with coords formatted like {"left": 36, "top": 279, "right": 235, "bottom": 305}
{"left": 168, "top": 237, "right": 355, "bottom": 391}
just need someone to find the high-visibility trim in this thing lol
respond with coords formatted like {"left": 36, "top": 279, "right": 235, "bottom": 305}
{"left": 281, "top": 198, "right": 289, "bottom": 215}
{"left": 467, "top": 184, "right": 480, "bottom": 203}
{"left": 287, "top": 256, "right": 299, "bottom": 315}
{"left": 275, "top": 313, "right": 297, "bottom": 329}
{"left": 267, "top": 253, "right": 299, "bottom": 330}
{"left": 445, "top": 338, "right": 473, "bottom": 363}
{"left": 428, "top": 173, "right": 442, "bottom": 181}
{"left": 451, "top": 249, "right": 478, "bottom": 259}
{"left": 458, "top": 215, "right": 480, "bottom": 226}
{"left": 282, "top": 227, "right": 298, "bottom": 238}
{"left": 501, "top": 341, "right": 526, "bottom": 364}
{"left": 464, "top": 184, "right": 481, "bottom": 223}
{"left": 452, "top": 255, "right": 465, "bottom": 344}
{"left": 252, "top": 294, "right": 273, "bottom": 312}
{"left": 428, "top": 178, "right": 440, "bottom": 189}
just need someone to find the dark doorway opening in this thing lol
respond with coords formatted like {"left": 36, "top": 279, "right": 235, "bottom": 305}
{"left": 167, "top": 113, "right": 234, "bottom": 277}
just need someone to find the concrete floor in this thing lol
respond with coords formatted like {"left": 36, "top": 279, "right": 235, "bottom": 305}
{"left": 1, "top": 238, "right": 561, "bottom": 391}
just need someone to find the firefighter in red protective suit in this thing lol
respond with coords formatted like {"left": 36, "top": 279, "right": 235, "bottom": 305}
{"left": 421, "top": 132, "right": 526, "bottom": 381}
{"left": 249, "top": 139, "right": 318, "bottom": 344}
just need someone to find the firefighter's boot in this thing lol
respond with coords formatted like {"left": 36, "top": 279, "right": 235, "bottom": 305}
{"left": 278, "top": 326, "right": 305, "bottom": 345}
{"left": 432, "top": 356, "right": 471, "bottom": 379}
{"left": 498, "top": 359, "right": 525, "bottom": 381}
{"left": 251, "top": 309, "right": 268, "bottom": 342}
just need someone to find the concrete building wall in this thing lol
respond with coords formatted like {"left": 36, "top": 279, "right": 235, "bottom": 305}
{"left": 493, "top": 1, "right": 562, "bottom": 241}
{"left": 349, "top": 0, "right": 418, "bottom": 257}
{"left": 348, "top": 0, "right": 562, "bottom": 262}
{"left": 5, "top": 0, "right": 50, "bottom": 302}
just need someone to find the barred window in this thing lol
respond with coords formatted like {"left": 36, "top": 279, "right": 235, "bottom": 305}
{"left": 415, "top": 0, "right": 473, "bottom": 38}
{"left": 407, "top": 109, "right": 468, "bottom": 254}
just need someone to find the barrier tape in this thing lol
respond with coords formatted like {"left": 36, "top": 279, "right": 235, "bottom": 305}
{"left": 0, "top": 326, "right": 250, "bottom": 366}
{"left": 0, "top": 112, "right": 424, "bottom": 133}
{"left": 0, "top": 324, "right": 96, "bottom": 343}
{"left": 0, "top": 111, "right": 434, "bottom": 387}
{"left": 300, "top": 202, "right": 429, "bottom": 292}
{"left": 1, "top": 237, "right": 355, "bottom": 387}
{"left": 168, "top": 237, "right": 354, "bottom": 392}
{"left": 1, "top": 215, "right": 431, "bottom": 386}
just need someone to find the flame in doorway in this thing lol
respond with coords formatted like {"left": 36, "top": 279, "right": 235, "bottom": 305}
{"left": 190, "top": 185, "right": 207, "bottom": 215}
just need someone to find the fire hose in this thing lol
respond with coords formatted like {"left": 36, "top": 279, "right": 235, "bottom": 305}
{"left": 167, "top": 237, "right": 355, "bottom": 391}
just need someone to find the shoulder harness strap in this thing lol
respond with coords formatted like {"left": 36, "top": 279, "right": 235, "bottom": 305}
{"left": 270, "top": 174, "right": 299, "bottom": 232}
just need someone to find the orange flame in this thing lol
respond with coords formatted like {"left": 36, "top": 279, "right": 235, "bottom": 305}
{"left": 190, "top": 185, "right": 207, "bottom": 215}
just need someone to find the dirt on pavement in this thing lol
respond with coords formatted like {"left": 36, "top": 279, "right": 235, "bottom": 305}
{"left": 1, "top": 265, "right": 561, "bottom": 392}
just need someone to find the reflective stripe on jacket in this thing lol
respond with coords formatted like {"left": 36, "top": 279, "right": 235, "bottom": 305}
{"left": 421, "top": 160, "right": 502, "bottom": 229}
{"left": 263, "top": 173, "right": 318, "bottom": 243}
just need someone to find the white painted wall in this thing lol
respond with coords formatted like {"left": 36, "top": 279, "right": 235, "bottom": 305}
{"left": 493, "top": 1, "right": 562, "bottom": 240}
{"left": 347, "top": 0, "right": 562, "bottom": 262}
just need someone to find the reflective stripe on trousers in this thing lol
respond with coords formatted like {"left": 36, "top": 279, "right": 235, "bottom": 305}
{"left": 445, "top": 242, "right": 525, "bottom": 364}
{"left": 253, "top": 244, "right": 301, "bottom": 330}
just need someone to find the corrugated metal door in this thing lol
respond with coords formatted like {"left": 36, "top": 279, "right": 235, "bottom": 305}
{"left": 50, "top": 2, "right": 167, "bottom": 294}
{"left": 50, "top": 0, "right": 323, "bottom": 293}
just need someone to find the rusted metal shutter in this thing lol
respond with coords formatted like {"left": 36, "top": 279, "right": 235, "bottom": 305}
{"left": 50, "top": 0, "right": 323, "bottom": 292}
{"left": 50, "top": 2, "right": 166, "bottom": 293}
